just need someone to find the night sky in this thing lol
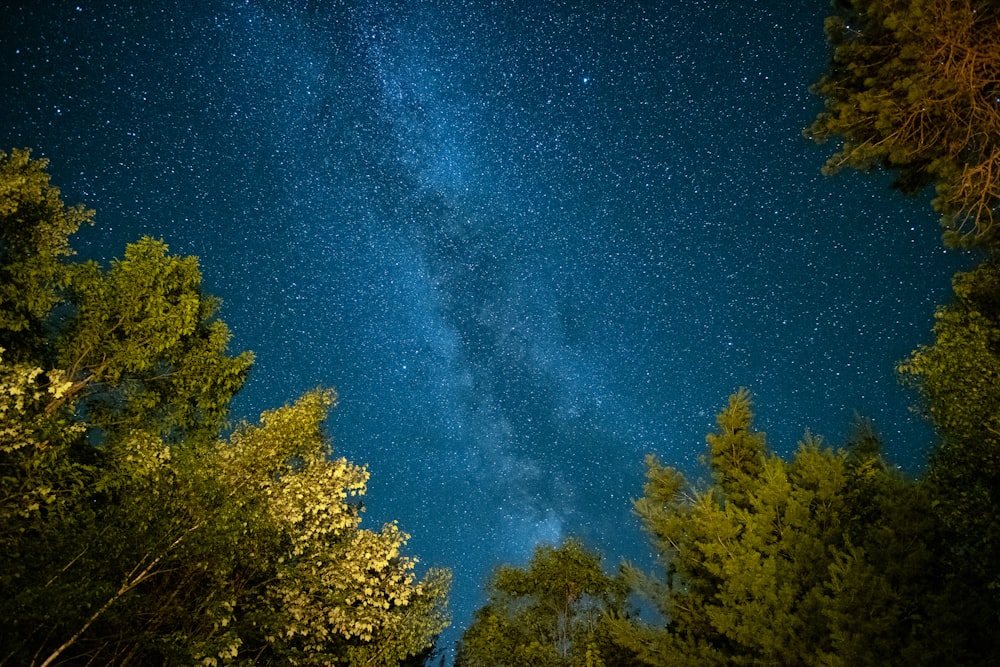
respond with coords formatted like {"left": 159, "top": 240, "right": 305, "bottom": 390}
{"left": 0, "top": 0, "right": 971, "bottom": 657}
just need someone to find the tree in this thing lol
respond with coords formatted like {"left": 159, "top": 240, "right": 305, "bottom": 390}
{"left": 609, "top": 391, "right": 957, "bottom": 666}
{"left": 0, "top": 347, "right": 86, "bottom": 574}
{"left": 0, "top": 149, "right": 449, "bottom": 665}
{"left": 898, "top": 259, "right": 1000, "bottom": 658}
{"left": 0, "top": 148, "right": 93, "bottom": 354}
{"left": 807, "top": 2, "right": 1000, "bottom": 656}
{"left": 806, "top": 0, "right": 1000, "bottom": 247}
{"left": 456, "top": 538, "right": 629, "bottom": 667}
{"left": 218, "top": 391, "right": 451, "bottom": 667}
{"left": 3, "top": 390, "right": 450, "bottom": 666}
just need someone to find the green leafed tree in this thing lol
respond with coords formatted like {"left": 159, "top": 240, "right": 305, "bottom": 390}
{"left": 0, "top": 149, "right": 449, "bottom": 666}
{"left": 609, "top": 390, "right": 962, "bottom": 667}
{"left": 456, "top": 538, "right": 630, "bottom": 667}
{"left": 898, "top": 259, "right": 1000, "bottom": 657}
{"left": 806, "top": 0, "right": 1000, "bottom": 247}
{"left": 808, "top": 1, "right": 1000, "bottom": 656}
{"left": 0, "top": 148, "right": 93, "bottom": 353}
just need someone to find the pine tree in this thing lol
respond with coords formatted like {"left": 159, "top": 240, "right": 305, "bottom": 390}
{"left": 611, "top": 391, "right": 957, "bottom": 666}
{"left": 807, "top": 0, "right": 1000, "bottom": 247}
{"left": 898, "top": 260, "right": 1000, "bottom": 659}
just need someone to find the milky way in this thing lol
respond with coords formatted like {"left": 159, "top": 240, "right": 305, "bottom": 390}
{"left": 0, "top": 0, "right": 969, "bottom": 656}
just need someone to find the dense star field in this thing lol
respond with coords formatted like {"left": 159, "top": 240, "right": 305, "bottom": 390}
{"left": 0, "top": 0, "right": 970, "bottom": 653}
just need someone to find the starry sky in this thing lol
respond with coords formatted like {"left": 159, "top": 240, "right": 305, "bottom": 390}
{"left": 0, "top": 0, "right": 971, "bottom": 657}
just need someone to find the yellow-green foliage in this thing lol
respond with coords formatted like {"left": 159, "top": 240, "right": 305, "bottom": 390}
{"left": 456, "top": 539, "right": 627, "bottom": 667}
{"left": 807, "top": 0, "right": 1000, "bottom": 247}
{"left": 0, "top": 148, "right": 92, "bottom": 336}
{"left": 0, "top": 150, "right": 449, "bottom": 666}
{"left": 613, "top": 392, "right": 962, "bottom": 666}
{"left": 0, "top": 349, "right": 84, "bottom": 529}
{"left": 214, "top": 392, "right": 450, "bottom": 664}
{"left": 899, "top": 260, "right": 1000, "bottom": 606}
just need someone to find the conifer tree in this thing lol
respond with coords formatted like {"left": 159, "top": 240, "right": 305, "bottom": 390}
{"left": 807, "top": 0, "right": 1000, "bottom": 247}
{"left": 610, "top": 392, "right": 957, "bottom": 666}
{"left": 898, "top": 260, "right": 1000, "bottom": 658}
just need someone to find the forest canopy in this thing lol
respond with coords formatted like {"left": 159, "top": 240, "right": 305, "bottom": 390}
{"left": 4, "top": 1, "right": 1000, "bottom": 664}
{"left": 806, "top": 0, "right": 1000, "bottom": 248}
{"left": 0, "top": 148, "right": 449, "bottom": 667}
{"left": 458, "top": 0, "right": 1000, "bottom": 663}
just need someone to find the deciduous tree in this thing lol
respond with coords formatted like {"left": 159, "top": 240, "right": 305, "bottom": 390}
{"left": 0, "top": 148, "right": 92, "bottom": 353}
{"left": 0, "top": 149, "right": 449, "bottom": 666}
{"left": 456, "top": 539, "right": 628, "bottom": 667}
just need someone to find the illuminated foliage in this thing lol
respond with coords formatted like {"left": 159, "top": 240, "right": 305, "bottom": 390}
{"left": 610, "top": 392, "right": 960, "bottom": 666}
{"left": 807, "top": 0, "right": 1000, "bottom": 247}
{"left": 898, "top": 260, "right": 1000, "bottom": 655}
{"left": 0, "top": 148, "right": 93, "bottom": 350}
{"left": 456, "top": 539, "right": 628, "bottom": 667}
{"left": 0, "top": 150, "right": 448, "bottom": 666}
{"left": 54, "top": 236, "right": 255, "bottom": 446}
{"left": 0, "top": 349, "right": 84, "bottom": 552}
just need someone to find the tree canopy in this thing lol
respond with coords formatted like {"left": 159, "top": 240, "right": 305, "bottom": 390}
{"left": 457, "top": 4, "right": 1000, "bottom": 664}
{"left": 807, "top": 0, "right": 1000, "bottom": 247}
{"left": 0, "top": 148, "right": 449, "bottom": 666}
{"left": 607, "top": 392, "right": 974, "bottom": 666}
{"left": 898, "top": 260, "right": 1000, "bottom": 652}
{"left": 460, "top": 387, "right": 994, "bottom": 665}
{"left": 455, "top": 538, "right": 629, "bottom": 667}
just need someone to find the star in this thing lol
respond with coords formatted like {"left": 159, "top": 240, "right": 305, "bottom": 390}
{"left": 0, "top": 1, "right": 968, "bottom": 659}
